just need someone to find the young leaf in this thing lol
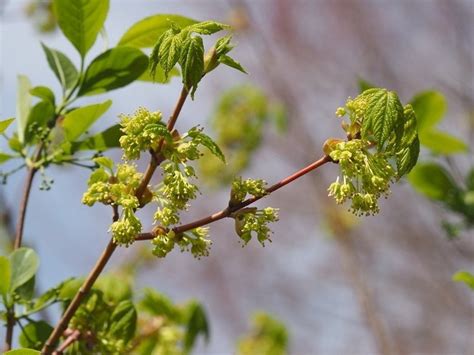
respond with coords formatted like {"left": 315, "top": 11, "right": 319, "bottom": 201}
{"left": 19, "top": 321, "right": 53, "bottom": 350}
{"left": 357, "top": 78, "right": 375, "bottom": 93}
{"left": 419, "top": 129, "right": 467, "bottom": 155}
{"left": 15, "top": 276, "right": 36, "bottom": 301}
{"left": 0, "top": 118, "right": 15, "bottom": 134}
{"left": 9, "top": 248, "right": 40, "bottom": 293}
{"left": 0, "top": 153, "right": 14, "bottom": 165}
{"left": 179, "top": 36, "right": 204, "bottom": 97}
{"left": 188, "top": 21, "right": 228, "bottom": 35}
{"left": 139, "top": 289, "right": 177, "bottom": 319}
{"left": 0, "top": 256, "right": 11, "bottom": 297}
{"left": 138, "top": 66, "right": 179, "bottom": 83}
{"left": 218, "top": 55, "right": 247, "bottom": 74}
{"left": 408, "top": 162, "right": 459, "bottom": 201}
{"left": 108, "top": 300, "right": 137, "bottom": 342}
{"left": 41, "top": 43, "right": 78, "bottom": 91}
{"left": 78, "top": 47, "right": 148, "bottom": 96}
{"left": 93, "top": 156, "right": 114, "bottom": 171}
{"left": 396, "top": 105, "right": 419, "bottom": 177}
{"left": 452, "top": 271, "right": 474, "bottom": 290}
{"left": 71, "top": 124, "right": 122, "bottom": 152}
{"left": 29, "top": 86, "right": 55, "bottom": 105}
{"left": 410, "top": 90, "right": 446, "bottom": 132}
{"left": 187, "top": 128, "right": 225, "bottom": 162}
{"left": 361, "top": 88, "right": 404, "bottom": 150}
{"left": 118, "top": 14, "right": 198, "bottom": 48}
{"left": 183, "top": 302, "right": 210, "bottom": 352}
{"left": 16, "top": 75, "right": 32, "bottom": 144}
{"left": 62, "top": 100, "right": 112, "bottom": 141}
{"left": 53, "top": 0, "right": 109, "bottom": 57}
{"left": 155, "top": 28, "right": 184, "bottom": 77}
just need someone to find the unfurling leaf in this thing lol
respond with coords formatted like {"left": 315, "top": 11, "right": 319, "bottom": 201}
{"left": 187, "top": 128, "right": 225, "bottom": 162}
{"left": 179, "top": 36, "right": 204, "bottom": 97}
{"left": 218, "top": 55, "right": 247, "bottom": 74}
{"left": 361, "top": 88, "right": 404, "bottom": 150}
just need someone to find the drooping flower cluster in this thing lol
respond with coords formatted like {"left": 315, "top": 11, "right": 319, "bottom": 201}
{"left": 229, "top": 177, "right": 278, "bottom": 245}
{"left": 119, "top": 107, "right": 169, "bottom": 160}
{"left": 234, "top": 207, "right": 279, "bottom": 246}
{"left": 327, "top": 140, "right": 395, "bottom": 216}
{"left": 82, "top": 157, "right": 143, "bottom": 246}
{"left": 151, "top": 227, "right": 212, "bottom": 259}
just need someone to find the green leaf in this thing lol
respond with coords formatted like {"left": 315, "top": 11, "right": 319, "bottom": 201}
{"left": 0, "top": 153, "right": 14, "bottom": 165}
{"left": 139, "top": 289, "right": 177, "bottom": 319}
{"left": 72, "top": 124, "right": 122, "bottom": 152}
{"left": 0, "top": 118, "right": 15, "bottom": 134}
{"left": 187, "top": 128, "right": 225, "bottom": 162}
{"left": 0, "top": 256, "right": 11, "bottom": 297}
{"left": 179, "top": 36, "right": 204, "bottom": 97}
{"left": 410, "top": 91, "right": 446, "bottom": 132}
{"left": 19, "top": 321, "right": 53, "bottom": 350}
{"left": 15, "top": 276, "right": 36, "bottom": 301}
{"left": 361, "top": 88, "right": 404, "bottom": 150}
{"left": 78, "top": 47, "right": 148, "bottom": 96}
{"left": 118, "top": 14, "right": 198, "bottom": 48}
{"left": 16, "top": 75, "right": 32, "bottom": 144}
{"left": 188, "top": 21, "right": 228, "bottom": 35}
{"left": 150, "top": 28, "right": 183, "bottom": 78}
{"left": 9, "top": 248, "right": 40, "bottom": 293}
{"left": 4, "top": 349, "right": 41, "bottom": 355}
{"left": 396, "top": 105, "right": 419, "bottom": 177}
{"left": 218, "top": 55, "right": 247, "bottom": 74}
{"left": 183, "top": 302, "right": 210, "bottom": 352}
{"left": 41, "top": 43, "right": 78, "bottom": 90}
{"left": 53, "top": 0, "right": 109, "bottom": 57}
{"left": 25, "top": 101, "right": 55, "bottom": 143}
{"left": 452, "top": 271, "right": 474, "bottom": 290}
{"left": 57, "top": 278, "right": 82, "bottom": 300}
{"left": 108, "top": 300, "right": 137, "bottom": 342}
{"left": 408, "top": 162, "right": 459, "bottom": 201}
{"left": 419, "top": 129, "right": 468, "bottom": 155}
{"left": 93, "top": 156, "right": 114, "bottom": 171}
{"left": 62, "top": 100, "right": 112, "bottom": 141}
{"left": 466, "top": 168, "right": 474, "bottom": 191}
{"left": 29, "top": 86, "right": 55, "bottom": 105}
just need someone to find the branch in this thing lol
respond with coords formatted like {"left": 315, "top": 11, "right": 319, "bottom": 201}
{"left": 136, "top": 155, "right": 332, "bottom": 240}
{"left": 42, "top": 87, "right": 189, "bottom": 354}
{"left": 52, "top": 329, "right": 81, "bottom": 355}
{"left": 14, "top": 144, "right": 43, "bottom": 249}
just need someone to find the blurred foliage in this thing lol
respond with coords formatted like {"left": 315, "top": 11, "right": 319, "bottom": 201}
{"left": 237, "top": 312, "right": 289, "bottom": 355}
{"left": 199, "top": 85, "right": 287, "bottom": 185}
{"left": 24, "top": 0, "right": 57, "bottom": 33}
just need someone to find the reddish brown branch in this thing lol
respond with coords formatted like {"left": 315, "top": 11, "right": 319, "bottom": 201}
{"left": 136, "top": 155, "right": 332, "bottom": 240}
{"left": 52, "top": 329, "right": 81, "bottom": 355}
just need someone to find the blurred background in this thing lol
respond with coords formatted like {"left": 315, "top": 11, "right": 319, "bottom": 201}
{"left": 1, "top": 0, "right": 473, "bottom": 354}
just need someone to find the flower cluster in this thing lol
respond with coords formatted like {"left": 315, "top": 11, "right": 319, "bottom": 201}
{"left": 82, "top": 157, "right": 143, "bottom": 246}
{"left": 154, "top": 163, "right": 199, "bottom": 227}
{"left": 152, "top": 227, "right": 211, "bottom": 259}
{"left": 234, "top": 207, "right": 279, "bottom": 246}
{"left": 119, "top": 107, "right": 168, "bottom": 160}
{"left": 230, "top": 177, "right": 267, "bottom": 205}
{"left": 327, "top": 140, "right": 395, "bottom": 215}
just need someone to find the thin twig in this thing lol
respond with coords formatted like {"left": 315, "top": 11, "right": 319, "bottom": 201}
{"left": 52, "top": 329, "right": 81, "bottom": 355}
{"left": 14, "top": 144, "right": 43, "bottom": 248}
{"left": 136, "top": 155, "right": 332, "bottom": 240}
